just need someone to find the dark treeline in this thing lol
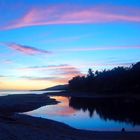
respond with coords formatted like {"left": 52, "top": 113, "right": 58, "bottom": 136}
{"left": 68, "top": 62, "right": 140, "bottom": 93}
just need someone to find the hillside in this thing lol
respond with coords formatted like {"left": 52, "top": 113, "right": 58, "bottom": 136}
{"left": 39, "top": 84, "right": 68, "bottom": 91}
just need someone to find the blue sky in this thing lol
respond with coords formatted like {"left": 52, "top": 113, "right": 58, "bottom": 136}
{"left": 0, "top": 0, "right": 140, "bottom": 90}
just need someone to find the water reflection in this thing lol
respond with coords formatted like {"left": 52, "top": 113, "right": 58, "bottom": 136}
{"left": 25, "top": 96, "right": 140, "bottom": 131}
{"left": 69, "top": 97, "right": 140, "bottom": 125}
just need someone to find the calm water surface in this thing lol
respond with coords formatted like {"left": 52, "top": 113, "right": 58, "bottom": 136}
{"left": 25, "top": 96, "right": 140, "bottom": 131}
{"left": 0, "top": 90, "right": 62, "bottom": 96}
{"left": 1, "top": 90, "right": 140, "bottom": 131}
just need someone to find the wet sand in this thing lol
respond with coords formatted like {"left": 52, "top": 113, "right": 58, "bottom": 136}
{"left": 0, "top": 93, "right": 140, "bottom": 140}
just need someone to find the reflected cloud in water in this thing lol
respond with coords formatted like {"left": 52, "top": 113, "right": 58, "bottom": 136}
{"left": 25, "top": 96, "right": 140, "bottom": 131}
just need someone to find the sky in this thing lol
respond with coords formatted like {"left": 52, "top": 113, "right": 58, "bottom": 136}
{"left": 0, "top": 0, "right": 140, "bottom": 90}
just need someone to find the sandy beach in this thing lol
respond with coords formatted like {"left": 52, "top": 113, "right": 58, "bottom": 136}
{"left": 0, "top": 93, "right": 140, "bottom": 140}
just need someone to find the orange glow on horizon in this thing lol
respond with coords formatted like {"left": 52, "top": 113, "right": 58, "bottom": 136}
{"left": 0, "top": 79, "right": 61, "bottom": 90}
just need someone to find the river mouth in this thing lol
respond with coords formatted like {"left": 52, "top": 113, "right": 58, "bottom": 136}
{"left": 24, "top": 95, "right": 140, "bottom": 131}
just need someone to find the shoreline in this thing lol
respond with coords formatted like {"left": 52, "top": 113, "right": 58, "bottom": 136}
{"left": 0, "top": 93, "right": 140, "bottom": 139}
{"left": 1, "top": 113, "right": 140, "bottom": 140}
{"left": 0, "top": 93, "right": 58, "bottom": 114}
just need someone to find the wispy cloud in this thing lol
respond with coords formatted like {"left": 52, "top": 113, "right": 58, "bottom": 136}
{"left": 0, "top": 75, "right": 10, "bottom": 79}
{"left": 21, "top": 76, "right": 68, "bottom": 83}
{"left": 1, "top": 42, "right": 51, "bottom": 55}
{"left": 17, "top": 61, "right": 134, "bottom": 84}
{"left": 1, "top": 5, "right": 140, "bottom": 30}
{"left": 59, "top": 46, "right": 140, "bottom": 52}
{"left": 21, "top": 76, "right": 57, "bottom": 81}
{"left": 89, "top": 62, "right": 134, "bottom": 68}
{"left": 2, "top": 59, "right": 13, "bottom": 64}
{"left": 0, "top": 75, "right": 6, "bottom": 78}
{"left": 20, "top": 64, "right": 80, "bottom": 71}
{"left": 19, "top": 62, "right": 133, "bottom": 83}
{"left": 52, "top": 65, "right": 83, "bottom": 78}
{"left": 19, "top": 64, "right": 83, "bottom": 83}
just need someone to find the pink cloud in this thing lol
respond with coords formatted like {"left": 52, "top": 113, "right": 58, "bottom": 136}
{"left": 1, "top": 5, "right": 140, "bottom": 30}
{"left": 19, "top": 64, "right": 83, "bottom": 83}
{"left": 19, "top": 62, "right": 134, "bottom": 84}
{"left": 22, "top": 76, "right": 70, "bottom": 84}
{"left": 48, "top": 64, "right": 82, "bottom": 76}
{"left": 20, "top": 64, "right": 83, "bottom": 77}
{"left": 2, "top": 42, "right": 51, "bottom": 55}
{"left": 20, "top": 64, "right": 81, "bottom": 71}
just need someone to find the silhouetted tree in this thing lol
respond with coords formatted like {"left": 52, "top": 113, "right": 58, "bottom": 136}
{"left": 87, "top": 68, "right": 94, "bottom": 78}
